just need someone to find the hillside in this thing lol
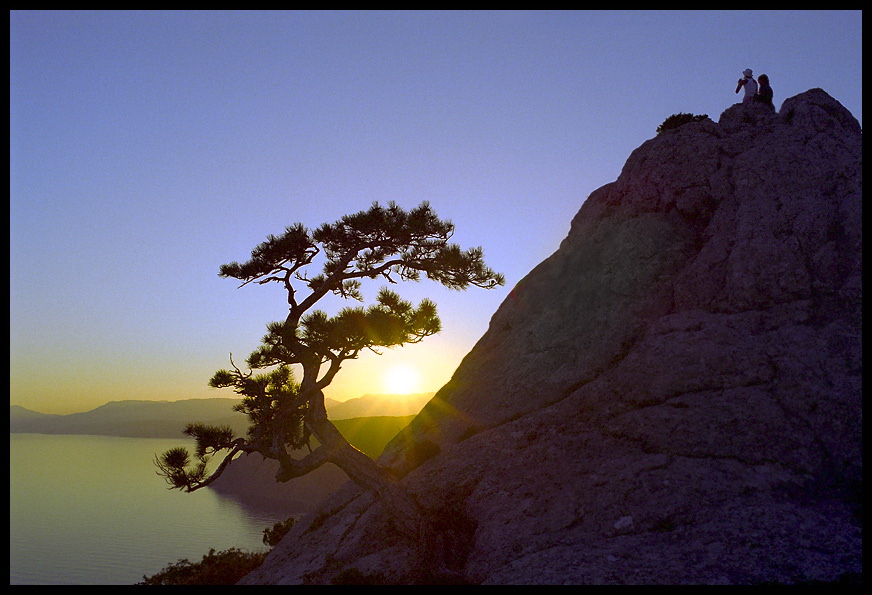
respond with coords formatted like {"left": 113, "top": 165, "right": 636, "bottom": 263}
{"left": 10, "top": 404, "right": 61, "bottom": 421}
{"left": 243, "top": 90, "right": 862, "bottom": 585}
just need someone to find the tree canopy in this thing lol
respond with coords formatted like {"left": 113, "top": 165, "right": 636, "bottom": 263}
{"left": 155, "top": 201, "right": 504, "bottom": 499}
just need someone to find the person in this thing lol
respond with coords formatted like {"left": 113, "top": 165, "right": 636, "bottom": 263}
{"left": 755, "top": 73, "right": 775, "bottom": 111}
{"left": 735, "top": 68, "right": 758, "bottom": 104}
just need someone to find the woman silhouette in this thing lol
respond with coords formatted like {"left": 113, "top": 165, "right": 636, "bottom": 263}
{"left": 755, "top": 74, "right": 775, "bottom": 111}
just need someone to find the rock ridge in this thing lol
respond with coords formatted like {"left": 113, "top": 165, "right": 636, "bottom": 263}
{"left": 241, "top": 89, "right": 861, "bottom": 585}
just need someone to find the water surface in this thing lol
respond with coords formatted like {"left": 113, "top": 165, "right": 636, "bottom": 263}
{"left": 10, "top": 433, "right": 292, "bottom": 585}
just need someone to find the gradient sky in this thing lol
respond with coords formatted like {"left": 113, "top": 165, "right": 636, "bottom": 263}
{"left": 10, "top": 10, "right": 862, "bottom": 414}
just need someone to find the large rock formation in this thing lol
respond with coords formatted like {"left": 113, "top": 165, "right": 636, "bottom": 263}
{"left": 241, "top": 89, "right": 862, "bottom": 585}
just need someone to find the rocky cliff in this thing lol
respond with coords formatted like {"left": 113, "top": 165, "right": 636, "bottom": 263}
{"left": 241, "top": 89, "right": 862, "bottom": 585}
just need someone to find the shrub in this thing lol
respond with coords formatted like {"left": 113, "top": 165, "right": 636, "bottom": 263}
{"left": 656, "top": 113, "right": 709, "bottom": 135}
{"left": 137, "top": 547, "right": 267, "bottom": 585}
{"left": 262, "top": 516, "right": 296, "bottom": 547}
{"left": 138, "top": 517, "right": 297, "bottom": 584}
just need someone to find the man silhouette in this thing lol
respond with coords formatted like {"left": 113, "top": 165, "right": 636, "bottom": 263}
{"left": 735, "top": 68, "right": 758, "bottom": 104}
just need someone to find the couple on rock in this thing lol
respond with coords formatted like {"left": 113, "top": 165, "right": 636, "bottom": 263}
{"left": 735, "top": 68, "right": 775, "bottom": 111}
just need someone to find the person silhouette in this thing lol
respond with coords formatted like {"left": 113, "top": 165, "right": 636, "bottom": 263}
{"left": 755, "top": 73, "right": 775, "bottom": 111}
{"left": 735, "top": 68, "right": 758, "bottom": 104}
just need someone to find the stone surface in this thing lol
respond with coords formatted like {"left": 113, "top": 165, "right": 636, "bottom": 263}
{"left": 241, "top": 90, "right": 862, "bottom": 585}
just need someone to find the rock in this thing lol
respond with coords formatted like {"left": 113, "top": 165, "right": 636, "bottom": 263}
{"left": 241, "top": 89, "right": 862, "bottom": 585}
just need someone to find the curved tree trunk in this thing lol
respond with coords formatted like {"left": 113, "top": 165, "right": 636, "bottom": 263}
{"left": 304, "top": 385, "right": 423, "bottom": 541}
{"left": 306, "top": 397, "right": 476, "bottom": 581}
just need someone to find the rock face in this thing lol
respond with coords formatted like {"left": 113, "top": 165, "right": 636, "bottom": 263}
{"left": 241, "top": 89, "right": 862, "bottom": 585}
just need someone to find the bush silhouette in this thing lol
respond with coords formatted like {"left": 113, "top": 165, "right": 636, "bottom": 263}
{"left": 139, "top": 516, "right": 298, "bottom": 584}
{"left": 137, "top": 547, "right": 267, "bottom": 585}
{"left": 262, "top": 516, "right": 296, "bottom": 547}
{"left": 656, "top": 112, "right": 709, "bottom": 135}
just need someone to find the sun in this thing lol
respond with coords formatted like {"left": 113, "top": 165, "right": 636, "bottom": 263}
{"left": 383, "top": 365, "right": 420, "bottom": 395}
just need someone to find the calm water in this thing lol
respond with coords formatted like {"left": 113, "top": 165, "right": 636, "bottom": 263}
{"left": 10, "top": 433, "right": 293, "bottom": 585}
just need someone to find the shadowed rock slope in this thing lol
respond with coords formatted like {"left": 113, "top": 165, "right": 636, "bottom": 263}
{"left": 241, "top": 89, "right": 861, "bottom": 585}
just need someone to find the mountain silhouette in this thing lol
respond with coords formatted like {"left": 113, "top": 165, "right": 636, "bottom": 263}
{"left": 10, "top": 398, "right": 244, "bottom": 438}
{"left": 325, "top": 392, "right": 434, "bottom": 419}
{"left": 10, "top": 393, "right": 433, "bottom": 438}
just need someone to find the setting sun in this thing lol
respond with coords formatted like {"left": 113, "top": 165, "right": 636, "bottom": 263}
{"left": 383, "top": 365, "right": 420, "bottom": 395}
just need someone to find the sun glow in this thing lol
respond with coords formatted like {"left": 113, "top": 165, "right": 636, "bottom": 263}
{"left": 383, "top": 365, "right": 421, "bottom": 395}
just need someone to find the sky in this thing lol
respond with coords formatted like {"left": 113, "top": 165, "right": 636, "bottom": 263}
{"left": 10, "top": 10, "right": 862, "bottom": 414}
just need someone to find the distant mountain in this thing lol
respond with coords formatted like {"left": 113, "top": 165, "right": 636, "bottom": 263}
{"left": 9, "top": 392, "right": 434, "bottom": 438}
{"left": 325, "top": 392, "right": 434, "bottom": 420}
{"left": 10, "top": 404, "right": 61, "bottom": 421}
{"left": 10, "top": 398, "right": 243, "bottom": 438}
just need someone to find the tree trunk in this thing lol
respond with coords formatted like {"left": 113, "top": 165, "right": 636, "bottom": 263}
{"left": 306, "top": 385, "right": 423, "bottom": 541}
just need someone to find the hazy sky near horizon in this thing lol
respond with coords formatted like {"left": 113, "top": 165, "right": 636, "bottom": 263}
{"left": 11, "top": 10, "right": 862, "bottom": 414}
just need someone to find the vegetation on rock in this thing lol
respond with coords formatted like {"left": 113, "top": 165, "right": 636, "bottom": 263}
{"left": 138, "top": 517, "right": 297, "bottom": 585}
{"left": 137, "top": 548, "right": 267, "bottom": 585}
{"left": 656, "top": 112, "right": 709, "bottom": 135}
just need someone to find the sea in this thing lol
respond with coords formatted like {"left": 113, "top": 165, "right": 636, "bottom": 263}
{"left": 10, "top": 433, "right": 295, "bottom": 585}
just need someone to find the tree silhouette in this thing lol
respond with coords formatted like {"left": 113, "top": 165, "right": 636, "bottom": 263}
{"left": 155, "top": 201, "right": 503, "bottom": 540}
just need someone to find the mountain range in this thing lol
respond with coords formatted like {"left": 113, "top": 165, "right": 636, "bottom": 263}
{"left": 9, "top": 392, "right": 434, "bottom": 439}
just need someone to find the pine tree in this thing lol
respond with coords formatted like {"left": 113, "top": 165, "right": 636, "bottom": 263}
{"left": 155, "top": 201, "right": 503, "bottom": 542}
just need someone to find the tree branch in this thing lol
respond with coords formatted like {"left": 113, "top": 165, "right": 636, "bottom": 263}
{"left": 316, "top": 353, "right": 345, "bottom": 390}
{"left": 183, "top": 439, "right": 246, "bottom": 492}
{"left": 228, "top": 353, "right": 250, "bottom": 379}
{"left": 273, "top": 441, "right": 339, "bottom": 483}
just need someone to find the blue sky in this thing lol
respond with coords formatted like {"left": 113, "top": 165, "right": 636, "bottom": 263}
{"left": 10, "top": 10, "right": 862, "bottom": 414}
